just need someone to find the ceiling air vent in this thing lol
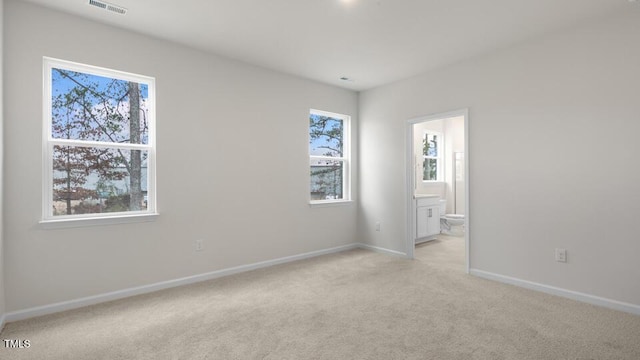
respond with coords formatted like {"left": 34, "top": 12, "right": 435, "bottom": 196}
{"left": 88, "top": 0, "right": 128, "bottom": 15}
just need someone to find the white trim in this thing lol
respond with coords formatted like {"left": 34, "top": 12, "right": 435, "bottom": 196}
{"left": 405, "top": 123, "right": 414, "bottom": 259}
{"left": 463, "top": 111, "right": 470, "bottom": 274}
{"left": 309, "top": 109, "right": 351, "bottom": 204}
{"left": 309, "top": 199, "right": 354, "bottom": 207}
{"left": 4, "top": 243, "right": 360, "bottom": 322}
{"left": 49, "top": 138, "right": 151, "bottom": 151}
{"left": 311, "top": 155, "right": 348, "bottom": 162}
{"left": 470, "top": 269, "right": 640, "bottom": 316}
{"left": 43, "top": 57, "right": 155, "bottom": 84}
{"left": 0, "top": 313, "right": 6, "bottom": 333}
{"left": 309, "top": 108, "right": 346, "bottom": 119}
{"left": 358, "top": 243, "right": 408, "bottom": 258}
{"left": 39, "top": 212, "right": 158, "bottom": 229}
{"left": 405, "top": 108, "right": 470, "bottom": 274}
{"left": 42, "top": 57, "right": 157, "bottom": 222}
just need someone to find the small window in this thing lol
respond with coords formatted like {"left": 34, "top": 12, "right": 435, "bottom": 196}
{"left": 42, "top": 57, "right": 156, "bottom": 222}
{"left": 309, "top": 109, "right": 350, "bottom": 203}
{"left": 423, "top": 132, "right": 442, "bottom": 181}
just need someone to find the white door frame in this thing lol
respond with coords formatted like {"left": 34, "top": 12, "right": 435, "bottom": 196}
{"left": 405, "top": 109, "right": 470, "bottom": 273}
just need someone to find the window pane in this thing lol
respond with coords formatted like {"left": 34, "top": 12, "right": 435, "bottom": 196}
{"left": 310, "top": 159, "right": 344, "bottom": 200}
{"left": 423, "top": 158, "right": 438, "bottom": 181}
{"left": 423, "top": 133, "right": 438, "bottom": 157}
{"left": 51, "top": 68, "right": 149, "bottom": 144}
{"left": 52, "top": 145, "right": 148, "bottom": 215}
{"left": 309, "top": 114, "right": 343, "bottom": 157}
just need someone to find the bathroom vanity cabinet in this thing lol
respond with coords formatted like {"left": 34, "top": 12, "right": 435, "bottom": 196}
{"left": 416, "top": 195, "right": 440, "bottom": 242}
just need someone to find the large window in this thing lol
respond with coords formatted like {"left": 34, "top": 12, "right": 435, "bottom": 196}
{"left": 309, "top": 109, "right": 350, "bottom": 203}
{"left": 423, "top": 131, "right": 442, "bottom": 181}
{"left": 42, "top": 57, "right": 156, "bottom": 222}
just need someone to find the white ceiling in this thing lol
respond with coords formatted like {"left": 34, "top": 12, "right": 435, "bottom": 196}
{"left": 19, "top": 0, "right": 636, "bottom": 91}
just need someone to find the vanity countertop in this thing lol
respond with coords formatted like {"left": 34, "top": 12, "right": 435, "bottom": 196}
{"left": 414, "top": 194, "right": 440, "bottom": 199}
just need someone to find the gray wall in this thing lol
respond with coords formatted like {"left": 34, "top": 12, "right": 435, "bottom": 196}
{"left": 4, "top": 0, "right": 358, "bottom": 312}
{"left": 0, "top": 0, "right": 5, "bottom": 323}
{"left": 359, "top": 10, "right": 640, "bottom": 306}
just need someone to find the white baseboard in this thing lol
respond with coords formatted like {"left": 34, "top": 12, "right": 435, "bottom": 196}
{"left": 5, "top": 243, "right": 360, "bottom": 323}
{"left": 470, "top": 269, "right": 640, "bottom": 316}
{"left": 357, "top": 243, "right": 407, "bottom": 258}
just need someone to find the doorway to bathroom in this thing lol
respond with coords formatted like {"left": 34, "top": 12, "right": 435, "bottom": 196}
{"left": 405, "top": 109, "right": 469, "bottom": 272}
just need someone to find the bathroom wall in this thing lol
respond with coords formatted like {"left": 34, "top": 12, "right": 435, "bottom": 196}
{"left": 414, "top": 117, "right": 464, "bottom": 214}
{"left": 443, "top": 117, "right": 464, "bottom": 214}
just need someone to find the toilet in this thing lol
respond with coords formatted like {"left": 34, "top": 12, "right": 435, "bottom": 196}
{"left": 439, "top": 199, "right": 465, "bottom": 235}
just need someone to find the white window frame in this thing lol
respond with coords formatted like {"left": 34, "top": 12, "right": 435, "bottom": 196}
{"left": 422, "top": 131, "right": 443, "bottom": 182}
{"left": 309, "top": 109, "right": 351, "bottom": 205}
{"left": 41, "top": 57, "right": 157, "bottom": 227}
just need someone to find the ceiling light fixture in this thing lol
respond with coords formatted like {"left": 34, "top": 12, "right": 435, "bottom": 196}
{"left": 88, "top": 0, "right": 128, "bottom": 15}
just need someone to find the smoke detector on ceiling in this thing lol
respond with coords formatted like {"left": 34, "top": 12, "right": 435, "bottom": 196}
{"left": 88, "top": 0, "right": 127, "bottom": 15}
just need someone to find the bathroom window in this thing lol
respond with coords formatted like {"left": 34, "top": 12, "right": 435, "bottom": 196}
{"left": 423, "top": 132, "right": 442, "bottom": 181}
{"left": 309, "top": 109, "right": 351, "bottom": 203}
{"left": 42, "top": 57, "right": 157, "bottom": 224}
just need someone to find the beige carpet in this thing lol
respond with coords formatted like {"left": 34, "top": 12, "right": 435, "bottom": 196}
{"left": 2, "top": 235, "right": 640, "bottom": 359}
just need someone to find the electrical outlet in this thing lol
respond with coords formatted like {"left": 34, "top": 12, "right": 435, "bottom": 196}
{"left": 375, "top": 222, "right": 381, "bottom": 231}
{"left": 555, "top": 248, "right": 567, "bottom": 263}
{"left": 195, "top": 239, "right": 204, "bottom": 252}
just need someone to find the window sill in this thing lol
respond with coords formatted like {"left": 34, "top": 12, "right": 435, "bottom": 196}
{"left": 39, "top": 213, "right": 159, "bottom": 229}
{"left": 309, "top": 200, "right": 353, "bottom": 207}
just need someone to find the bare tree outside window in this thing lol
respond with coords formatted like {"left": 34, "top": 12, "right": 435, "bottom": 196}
{"left": 423, "top": 132, "right": 440, "bottom": 181}
{"left": 309, "top": 110, "right": 349, "bottom": 202}
{"left": 45, "top": 59, "right": 155, "bottom": 218}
